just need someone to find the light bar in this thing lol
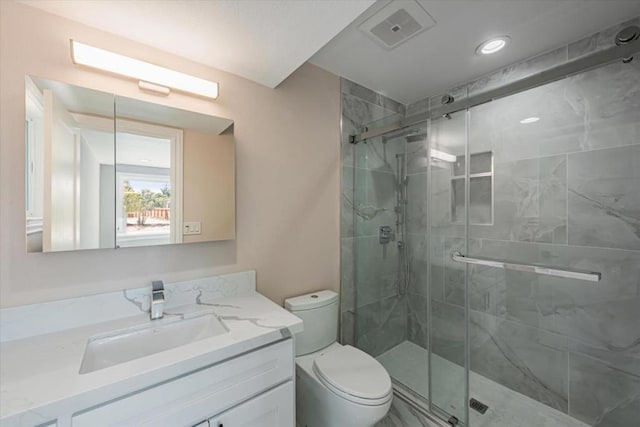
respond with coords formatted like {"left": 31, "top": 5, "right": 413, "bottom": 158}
{"left": 70, "top": 40, "right": 218, "bottom": 100}
{"left": 520, "top": 116, "right": 540, "bottom": 124}
{"left": 431, "top": 149, "right": 457, "bottom": 163}
{"left": 138, "top": 80, "right": 171, "bottom": 96}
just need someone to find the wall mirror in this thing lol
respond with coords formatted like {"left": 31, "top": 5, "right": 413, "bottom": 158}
{"left": 25, "top": 76, "right": 235, "bottom": 253}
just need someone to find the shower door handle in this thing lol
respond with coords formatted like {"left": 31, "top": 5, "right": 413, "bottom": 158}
{"left": 451, "top": 252, "right": 601, "bottom": 282}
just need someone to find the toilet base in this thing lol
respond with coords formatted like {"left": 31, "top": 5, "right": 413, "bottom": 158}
{"left": 295, "top": 362, "right": 392, "bottom": 427}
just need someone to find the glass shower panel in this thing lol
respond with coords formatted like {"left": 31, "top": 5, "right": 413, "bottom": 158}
{"left": 352, "top": 131, "right": 407, "bottom": 360}
{"left": 429, "top": 110, "right": 469, "bottom": 425}
{"left": 350, "top": 122, "right": 432, "bottom": 406}
{"left": 466, "top": 58, "right": 640, "bottom": 426}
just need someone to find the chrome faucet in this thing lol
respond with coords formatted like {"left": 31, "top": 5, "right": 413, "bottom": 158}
{"left": 150, "top": 280, "right": 165, "bottom": 320}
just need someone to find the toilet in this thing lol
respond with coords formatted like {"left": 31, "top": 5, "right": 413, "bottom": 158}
{"left": 284, "top": 290, "right": 392, "bottom": 427}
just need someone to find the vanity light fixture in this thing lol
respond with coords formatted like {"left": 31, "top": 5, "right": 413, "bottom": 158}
{"left": 476, "top": 36, "right": 511, "bottom": 55}
{"left": 138, "top": 80, "right": 171, "bottom": 96}
{"left": 70, "top": 40, "right": 219, "bottom": 100}
{"left": 519, "top": 116, "right": 540, "bottom": 124}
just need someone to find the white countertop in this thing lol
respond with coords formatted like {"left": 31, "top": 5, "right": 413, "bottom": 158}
{"left": 0, "top": 290, "right": 302, "bottom": 426}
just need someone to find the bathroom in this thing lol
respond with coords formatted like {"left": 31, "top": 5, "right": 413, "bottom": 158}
{"left": 1, "top": 0, "right": 639, "bottom": 426}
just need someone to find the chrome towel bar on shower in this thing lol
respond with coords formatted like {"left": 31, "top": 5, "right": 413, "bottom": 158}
{"left": 451, "top": 252, "right": 601, "bottom": 282}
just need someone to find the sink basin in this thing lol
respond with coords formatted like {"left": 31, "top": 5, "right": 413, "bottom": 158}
{"left": 79, "top": 311, "right": 228, "bottom": 374}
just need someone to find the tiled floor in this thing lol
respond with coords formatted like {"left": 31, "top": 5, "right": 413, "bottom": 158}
{"left": 376, "top": 396, "right": 439, "bottom": 427}
{"left": 376, "top": 341, "right": 589, "bottom": 427}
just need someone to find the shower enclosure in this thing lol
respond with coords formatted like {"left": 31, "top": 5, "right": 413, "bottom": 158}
{"left": 342, "top": 20, "right": 640, "bottom": 427}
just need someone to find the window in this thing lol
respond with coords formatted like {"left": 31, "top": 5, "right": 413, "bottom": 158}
{"left": 117, "top": 172, "right": 172, "bottom": 247}
{"left": 113, "top": 121, "right": 183, "bottom": 248}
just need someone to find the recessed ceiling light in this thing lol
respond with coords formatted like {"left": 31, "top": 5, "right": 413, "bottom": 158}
{"left": 139, "top": 159, "right": 150, "bottom": 163}
{"left": 476, "top": 36, "right": 511, "bottom": 55}
{"left": 519, "top": 116, "right": 540, "bottom": 124}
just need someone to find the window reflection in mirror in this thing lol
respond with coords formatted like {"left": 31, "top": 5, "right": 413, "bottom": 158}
{"left": 114, "top": 121, "right": 181, "bottom": 248}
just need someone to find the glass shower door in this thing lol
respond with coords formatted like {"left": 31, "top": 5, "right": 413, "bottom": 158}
{"left": 428, "top": 110, "right": 469, "bottom": 425}
{"left": 350, "top": 126, "right": 407, "bottom": 363}
{"left": 462, "top": 57, "right": 640, "bottom": 426}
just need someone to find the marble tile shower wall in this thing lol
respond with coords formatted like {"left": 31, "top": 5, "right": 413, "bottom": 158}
{"left": 340, "top": 79, "right": 407, "bottom": 356}
{"left": 403, "top": 16, "right": 640, "bottom": 427}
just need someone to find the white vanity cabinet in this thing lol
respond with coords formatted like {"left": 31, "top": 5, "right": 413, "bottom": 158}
{"left": 71, "top": 339, "right": 294, "bottom": 427}
{"left": 1, "top": 277, "right": 304, "bottom": 427}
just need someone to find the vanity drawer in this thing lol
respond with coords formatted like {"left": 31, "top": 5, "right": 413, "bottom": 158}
{"left": 208, "top": 380, "right": 294, "bottom": 427}
{"left": 72, "top": 338, "right": 293, "bottom": 427}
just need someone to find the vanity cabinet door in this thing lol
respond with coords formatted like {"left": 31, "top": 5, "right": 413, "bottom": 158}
{"left": 208, "top": 381, "right": 294, "bottom": 427}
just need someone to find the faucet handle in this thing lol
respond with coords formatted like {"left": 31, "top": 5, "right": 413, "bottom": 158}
{"left": 152, "top": 280, "right": 164, "bottom": 293}
{"left": 152, "top": 291, "right": 165, "bottom": 303}
{"left": 151, "top": 291, "right": 164, "bottom": 320}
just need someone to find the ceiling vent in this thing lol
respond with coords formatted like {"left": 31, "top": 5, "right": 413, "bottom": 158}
{"left": 358, "top": 0, "right": 436, "bottom": 50}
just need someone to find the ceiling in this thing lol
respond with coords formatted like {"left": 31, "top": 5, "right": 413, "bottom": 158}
{"left": 20, "top": 0, "right": 640, "bottom": 104}
{"left": 82, "top": 129, "right": 171, "bottom": 169}
{"left": 310, "top": 0, "right": 640, "bottom": 103}
{"left": 19, "top": 0, "right": 374, "bottom": 88}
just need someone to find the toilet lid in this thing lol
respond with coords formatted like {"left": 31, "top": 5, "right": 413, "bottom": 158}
{"left": 313, "top": 345, "right": 391, "bottom": 400}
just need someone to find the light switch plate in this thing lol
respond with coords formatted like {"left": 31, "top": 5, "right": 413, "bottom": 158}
{"left": 183, "top": 222, "right": 201, "bottom": 235}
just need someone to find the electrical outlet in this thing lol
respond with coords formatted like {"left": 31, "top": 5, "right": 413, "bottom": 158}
{"left": 183, "top": 222, "right": 201, "bottom": 235}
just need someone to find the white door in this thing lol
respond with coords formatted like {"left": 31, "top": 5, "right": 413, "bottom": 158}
{"left": 43, "top": 88, "right": 80, "bottom": 251}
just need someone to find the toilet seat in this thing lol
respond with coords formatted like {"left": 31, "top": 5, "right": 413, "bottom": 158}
{"left": 312, "top": 345, "right": 392, "bottom": 406}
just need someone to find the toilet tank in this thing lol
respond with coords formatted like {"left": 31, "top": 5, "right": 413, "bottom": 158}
{"left": 284, "top": 290, "right": 339, "bottom": 356}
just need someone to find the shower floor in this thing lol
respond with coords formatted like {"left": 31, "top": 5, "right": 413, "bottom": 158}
{"left": 376, "top": 341, "right": 588, "bottom": 427}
